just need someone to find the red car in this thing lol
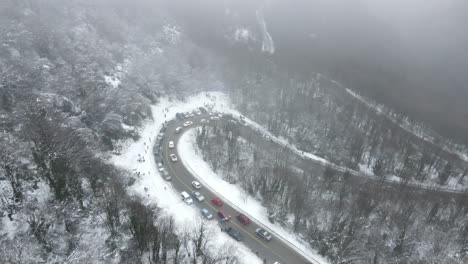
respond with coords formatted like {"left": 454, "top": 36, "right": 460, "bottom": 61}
{"left": 211, "top": 196, "right": 223, "bottom": 207}
{"left": 236, "top": 213, "right": 250, "bottom": 225}
{"left": 217, "top": 210, "right": 231, "bottom": 221}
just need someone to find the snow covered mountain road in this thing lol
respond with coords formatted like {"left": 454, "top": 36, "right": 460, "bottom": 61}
{"left": 159, "top": 114, "right": 324, "bottom": 264}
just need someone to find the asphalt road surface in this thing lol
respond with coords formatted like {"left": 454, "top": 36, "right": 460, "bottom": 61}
{"left": 158, "top": 113, "right": 319, "bottom": 264}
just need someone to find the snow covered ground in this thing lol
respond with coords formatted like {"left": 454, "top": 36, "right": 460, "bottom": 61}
{"left": 111, "top": 92, "right": 262, "bottom": 264}
{"left": 178, "top": 129, "right": 329, "bottom": 264}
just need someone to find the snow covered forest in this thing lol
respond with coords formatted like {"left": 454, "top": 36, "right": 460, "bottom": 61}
{"left": 195, "top": 126, "right": 468, "bottom": 263}
{"left": 1, "top": 0, "right": 468, "bottom": 263}
{"left": 0, "top": 1, "right": 242, "bottom": 263}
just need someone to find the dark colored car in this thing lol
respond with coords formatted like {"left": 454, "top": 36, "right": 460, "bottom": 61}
{"left": 236, "top": 213, "right": 250, "bottom": 225}
{"left": 161, "top": 170, "right": 172, "bottom": 181}
{"left": 211, "top": 196, "right": 223, "bottom": 207}
{"left": 199, "top": 107, "right": 208, "bottom": 114}
{"left": 222, "top": 226, "right": 243, "bottom": 242}
{"left": 217, "top": 210, "right": 231, "bottom": 221}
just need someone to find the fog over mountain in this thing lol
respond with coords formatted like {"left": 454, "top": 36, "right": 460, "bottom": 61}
{"left": 171, "top": 0, "right": 468, "bottom": 141}
{"left": 2, "top": 1, "right": 468, "bottom": 264}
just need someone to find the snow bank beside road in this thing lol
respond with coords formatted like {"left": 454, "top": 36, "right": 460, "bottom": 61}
{"left": 178, "top": 129, "right": 329, "bottom": 264}
{"left": 111, "top": 92, "right": 262, "bottom": 264}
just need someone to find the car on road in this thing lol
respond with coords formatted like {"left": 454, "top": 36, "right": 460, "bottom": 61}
{"left": 255, "top": 227, "right": 272, "bottom": 241}
{"left": 211, "top": 196, "right": 223, "bottom": 207}
{"left": 162, "top": 170, "right": 172, "bottom": 181}
{"left": 175, "top": 127, "right": 183, "bottom": 133}
{"left": 192, "top": 181, "right": 201, "bottom": 189}
{"left": 192, "top": 191, "right": 205, "bottom": 202}
{"left": 170, "top": 154, "right": 178, "bottom": 162}
{"left": 199, "top": 107, "right": 208, "bottom": 114}
{"left": 184, "top": 112, "right": 191, "bottom": 119}
{"left": 180, "top": 191, "right": 193, "bottom": 205}
{"left": 200, "top": 119, "right": 208, "bottom": 124}
{"left": 236, "top": 213, "right": 250, "bottom": 225}
{"left": 201, "top": 208, "right": 213, "bottom": 220}
{"left": 210, "top": 115, "right": 220, "bottom": 121}
{"left": 222, "top": 226, "right": 243, "bottom": 242}
{"left": 157, "top": 133, "right": 163, "bottom": 141}
{"left": 195, "top": 109, "right": 202, "bottom": 116}
{"left": 183, "top": 121, "right": 193, "bottom": 127}
{"left": 157, "top": 162, "right": 164, "bottom": 172}
{"left": 168, "top": 141, "right": 174, "bottom": 149}
{"left": 217, "top": 210, "right": 231, "bottom": 221}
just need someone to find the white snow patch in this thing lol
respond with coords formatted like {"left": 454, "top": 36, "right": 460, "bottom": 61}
{"left": 104, "top": 75, "right": 121, "bottom": 88}
{"left": 121, "top": 123, "right": 134, "bottom": 132}
{"left": 358, "top": 163, "right": 374, "bottom": 176}
{"left": 178, "top": 129, "right": 329, "bottom": 264}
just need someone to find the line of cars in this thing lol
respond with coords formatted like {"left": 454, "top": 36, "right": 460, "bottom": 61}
{"left": 178, "top": 181, "right": 273, "bottom": 243}
{"left": 168, "top": 108, "right": 279, "bottom": 260}
{"left": 175, "top": 107, "right": 207, "bottom": 122}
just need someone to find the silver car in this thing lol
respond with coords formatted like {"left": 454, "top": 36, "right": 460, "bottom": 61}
{"left": 192, "top": 191, "right": 205, "bottom": 202}
{"left": 255, "top": 227, "right": 272, "bottom": 241}
{"left": 201, "top": 208, "right": 213, "bottom": 220}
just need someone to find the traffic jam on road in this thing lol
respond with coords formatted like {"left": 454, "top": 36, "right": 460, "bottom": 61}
{"left": 154, "top": 107, "right": 293, "bottom": 264}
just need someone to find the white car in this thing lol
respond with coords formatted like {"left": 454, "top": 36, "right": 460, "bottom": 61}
{"left": 210, "top": 116, "right": 219, "bottom": 121}
{"left": 181, "top": 191, "right": 193, "bottom": 205}
{"left": 168, "top": 141, "right": 174, "bottom": 149}
{"left": 195, "top": 110, "right": 202, "bottom": 116}
{"left": 157, "top": 162, "right": 164, "bottom": 172}
{"left": 170, "top": 154, "right": 178, "bottom": 162}
{"left": 183, "top": 121, "right": 193, "bottom": 127}
{"left": 175, "top": 127, "right": 183, "bottom": 133}
{"left": 200, "top": 119, "right": 208, "bottom": 124}
{"left": 192, "top": 181, "right": 201, "bottom": 189}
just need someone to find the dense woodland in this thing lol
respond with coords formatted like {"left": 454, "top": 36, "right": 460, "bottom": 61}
{"left": 221, "top": 68, "right": 468, "bottom": 189}
{"left": 196, "top": 125, "right": 468, "bottom": 263}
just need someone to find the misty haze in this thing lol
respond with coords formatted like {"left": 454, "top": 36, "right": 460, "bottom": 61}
{"left": 1, "top": 1, "right": 468, "bottom": 263}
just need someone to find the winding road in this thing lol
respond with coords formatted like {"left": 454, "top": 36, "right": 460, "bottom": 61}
{"left": 159, "top": 113, "right": 319, "bottom": 264}
{"left": 157, "top": 109, "right": 468, "bottom": 264}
